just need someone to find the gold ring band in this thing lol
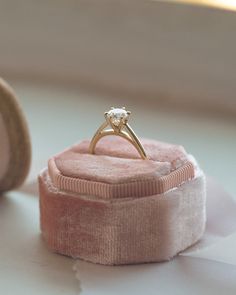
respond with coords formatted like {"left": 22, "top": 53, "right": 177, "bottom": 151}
{"left": 89, "top": 107, "right": 147, "bottom": 160}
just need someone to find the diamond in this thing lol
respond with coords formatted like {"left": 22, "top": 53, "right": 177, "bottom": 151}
{"left": 107, "top": 108, "right": 129, "bottom": 126}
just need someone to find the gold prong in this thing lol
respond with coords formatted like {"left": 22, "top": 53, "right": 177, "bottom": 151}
{"left": 127, "top": 111, "right": 131, "bottom": 115}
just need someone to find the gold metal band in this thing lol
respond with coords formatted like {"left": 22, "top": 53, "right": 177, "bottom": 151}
{"left": 89, "top": 108, "right": 147, "bottom": 160}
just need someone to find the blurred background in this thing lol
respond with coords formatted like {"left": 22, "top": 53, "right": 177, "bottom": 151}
{"left": 0, "top": 0, "right": 236, "bottom": 196}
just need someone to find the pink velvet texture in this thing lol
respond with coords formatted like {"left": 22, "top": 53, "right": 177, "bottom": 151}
{"left": 39, "top": 137, "right": 206, "bottom": 265}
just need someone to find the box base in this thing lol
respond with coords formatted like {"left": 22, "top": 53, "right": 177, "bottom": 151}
{"left": 39, "top": 169, "right": 206, "bottom": 265}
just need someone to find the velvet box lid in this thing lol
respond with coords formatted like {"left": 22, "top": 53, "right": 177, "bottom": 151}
{"left": 48, "top": 137, "right": 195, "bottom": 198}
{"left": 39, "top": 137, "right": 206, "bottom": 265}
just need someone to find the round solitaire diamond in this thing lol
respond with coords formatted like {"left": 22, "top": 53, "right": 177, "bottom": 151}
{"left": 107, "top": 108, "right": 129, "bottom": 126}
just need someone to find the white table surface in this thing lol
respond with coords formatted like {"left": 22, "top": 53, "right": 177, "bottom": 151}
{"left": 1, "top": 79, "right": 236, "bottom": 294}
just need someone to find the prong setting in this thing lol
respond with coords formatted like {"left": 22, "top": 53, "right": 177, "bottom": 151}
{"left": 106, "top": 107, "right": 130, "bottom": 130}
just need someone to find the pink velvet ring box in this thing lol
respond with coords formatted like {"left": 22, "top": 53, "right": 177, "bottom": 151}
{"left": 38, "top": 137, "right": 206, "bottom": 265}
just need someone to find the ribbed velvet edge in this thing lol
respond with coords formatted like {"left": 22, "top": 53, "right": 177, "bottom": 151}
{"left": 48, "top": 158, "right": 195, "bottom": 199}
